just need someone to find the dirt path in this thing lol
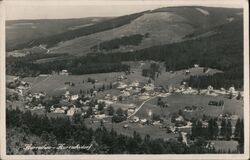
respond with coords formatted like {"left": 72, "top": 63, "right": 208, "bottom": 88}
{"left": 127, "top": 94, "right": 161, "bottom": 119}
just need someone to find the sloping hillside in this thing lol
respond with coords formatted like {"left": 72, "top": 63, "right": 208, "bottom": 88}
{"left": 49, "top": 12, "right": 194, "bottom": 55}
{"left": 47, "top": 6, "right": 243, "bottom": 55}
{"left": 7, "top": 11, "right": 147, "bottom": 52}
{"left": 6, "top": 17, "right": 110, "bottom": 50}
{"left": 6, "top": 6, "right": 243, "bottom": 56}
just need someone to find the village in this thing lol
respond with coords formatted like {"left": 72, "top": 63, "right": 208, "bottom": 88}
{"left": 6, "top": 63, "right": 244, "bottom": 147}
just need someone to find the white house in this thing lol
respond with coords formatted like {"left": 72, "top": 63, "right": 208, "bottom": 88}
{"left": 229, "top": 86, "right": 236, "bottom": 94}
{"left": 130, "top": 81, "right": 139, "bottom": 87}
{"left": 54, "top": 108, "right": 65, "bottom": 114}
{"left": 175, "top": 116, "right": 184, "bottom": 122}
{"left": 121, "top": 90, "right": 130, "bottom": 97}
{"left": 97, "top": 99, "right": 114, "bottom": 106}
{"left": 207, "top": 85, "right": 213, "bottom": 91}
{"left": 61, "top": 106, "right": 69, "bottom": 110}
{"left": 60, "top": 70, "right": 69, "bottom": 76}
{"left": 65, "top": 90, "right": 70, "bottom": 97}
{"left": 143, "top": 83, "right": 154, "bottom": 91}
{"left": 132, "top": 116, "right": 140, "bottom": 123}
{"left": 117, "top": 82, "right": 128, "bottom": 89}
{"left": 140, "top": 118, "right": 147, "bottom": 124}
{"left": 67, "top": 107, "right": 79, "bottom": 116}
{"left": 112, "top": 96, "right": 118, "bottom": 101}
{"left": 194, "top": 64, "right": 199, "bottom": 68}
{"left": 185, "top": 70, "right": 190, "bottom": 75}
{"left": 71, "top": 94, "right": 79, "bottom": 101}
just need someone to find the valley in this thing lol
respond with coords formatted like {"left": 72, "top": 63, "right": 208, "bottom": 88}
{"left": 5, "top": 6, "right": 245, "bottom": 155}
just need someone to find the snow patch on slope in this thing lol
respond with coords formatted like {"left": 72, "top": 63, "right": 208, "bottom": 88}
{"left": 227, "top": 17, "right": 234, "bottom": 22}
{"left": 195, "top": 8, "right": 210, "bottom": 16}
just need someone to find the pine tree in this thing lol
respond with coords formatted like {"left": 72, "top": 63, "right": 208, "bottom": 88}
{"left": 208, "top": 119, "right": 214, "bottom": 139}
{"left": 234, "top": 118, "right": 241, "bottom": 139}
{"left": 213, "top": 118, "right": 219, "bottom": 139}
{"left": 226, "top": 120, "right": 232, "bottom": 140}
{"left": 191, "top": 120, "right": 197, "bottom": 139}
{"left": 220, "top": 119, "right": 227, "bottom": 137}
{"left": 238, "top": 119, "right": 244, "bottom": 153}
{"left": 236, "top": 92, "right": 241, "bottom": 100}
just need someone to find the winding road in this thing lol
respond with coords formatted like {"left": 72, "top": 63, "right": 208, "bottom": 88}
{"left": 127, "top": 93, "right": 165, "bottom": 119}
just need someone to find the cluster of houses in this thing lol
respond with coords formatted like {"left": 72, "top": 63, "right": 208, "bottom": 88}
{"left": 6, "top": 76, "right": 30, "bottom": 96}
{"left": 115, "top": 80, "right": 158, "bottom": 101}
{"left": 171, "top": 82, "right": 242, "bottom": 98}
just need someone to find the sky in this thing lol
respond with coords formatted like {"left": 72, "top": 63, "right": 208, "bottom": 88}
{"left": 4, "top": 0, "right": 244, "bottom": 20}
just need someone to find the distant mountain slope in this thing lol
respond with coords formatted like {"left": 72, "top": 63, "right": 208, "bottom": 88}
{"left": 152, "top": 6, "right": 242, "bottom": 29}
{"left": 7, "top": 11, "right": 147, "bottom": 51}
{"left": 6, "top": 6, "right": 243, "bottom": 57}
{"left": 6, "top": 17, "right": 111, "bottom": 50}
{"left": 49, "top": 11, "right": 194, "bottom": 55}
{"left": 49, "top": 6, "right": 242, "bottom": 55}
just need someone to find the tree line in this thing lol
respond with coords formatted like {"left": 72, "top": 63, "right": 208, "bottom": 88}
{"left": 91, "top": 34, "right": 147, "bottom": 51}
{"left": 6, "top": 108, "right": 237, "bottom": 154}
{"left": 191, "top": 118, "right": 244, "bottom": 153}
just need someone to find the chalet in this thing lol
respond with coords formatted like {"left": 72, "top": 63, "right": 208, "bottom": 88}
{"left": 59, "top": 70, "right": 69, "bottom": 76}
{"left": 125, "top": 86, "right": 133, "bottom": 91}
{"left": 33, "top": 93, "right": 41, "bottom": 99}
{"left": 127, "top": 106, "right": 136, "bottom": 115}
{"left": 39, "top": 92, "right": 46, "bottom": 97}
{"left": 175, "top": 116, "right": 185, "bottom": 122}
{"left": 105, "top": 94, "right": 111, "bottom": 100}
{"left": 117, "top": 82, "right": 127, "bottom": 89}
{"left": 139, "top": 95, "right": 150, "bottom": 100}
{"left": 184, "top": 106, "right": 193, "bottom": 113}
{"left": 153, "top": 121, "right": 161, "bottom": 126}
{"left": 93, "top": 90, "right": 98, "bottom": 96}
{"left": 54, "top": 108, "right": 65, "bottom": 114}
{"left": 132, "top": 116, "right": 140, "bottom": 123}
{"left": 17, "top": 85, "right": 26, "bottom": 90}
{"left": 194, "top": 64, "right": 199, "bottom": 68}
{"left": 121, "top": 90, "right": 130, "bottom": 97}
{"left": 97, "top": 99, "right": 113, "bottom": 106}
{"left": 202, "top": 121, "right": 209, "bottom": 128}
{"left": 20, "top": 81, "right": 30, "bottom": 87}
{"left": 206, "top": 85, "right": 214, "bottom": 94}
{"left": 130, "top": 81, "right": 139, "bottom": 87}
{"left": 123, "top": 124, "right": 129, "bottom": 129}
{"left": 50, "top": 105, "right": 55, "bottom": 111}
{"left": 117, "top": 75, "right": 125, "bottom": 81}
{"left": 185, "top": 70, "right": 190, "bottom": 75}
{"left": 24, "top": 105, "right": 30, "bottom": 109}
{"left": 220, "top": 88, "right": 226, "bottom": 91}
{"left": 140, "top": 119, "right": 147, "bottom": 125}
{"left": 67, "top": 107, "right": 80, "bottom": 116}
{"left": 143, "top": 83, "right": 154, "bottom": 91}
{"left": 65, "top": 90, "right": 70, "bottom": 98}
{"left": 95, "top": 114, "right": 106, "bottom": 119}
{"left": 112, "top": 96, "right": 118, "bottom": 101}
{"left": 229, "top": 86, "right": 236, "bottom": 95}
{"left": 61, "top": 106, "right": 69, "bottom": 111}
{"left": 71, "top": 94, "right": 79, "bottom": 101}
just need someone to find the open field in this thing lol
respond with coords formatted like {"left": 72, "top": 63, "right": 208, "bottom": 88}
{"left": 211, "top": 140, "right": 239, "bottom": 152}
{"left": 85, "top": 117, "right": 177, "bottom": 140}
{"left": 140, "top": 94, "right": 243, "bottom": 119}
{"left": 23, "top": 72, "right": 124, "bottom": 96}
{"left": 155, "top": 66, "right": 222, "bottom": 88}
{"left": 21, "top": 60, "right": 222, "bottom": 97}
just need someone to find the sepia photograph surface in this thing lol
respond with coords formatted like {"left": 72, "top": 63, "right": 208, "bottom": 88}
{"left": 0, "top": 0, "right": 249, "bottom": 159}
